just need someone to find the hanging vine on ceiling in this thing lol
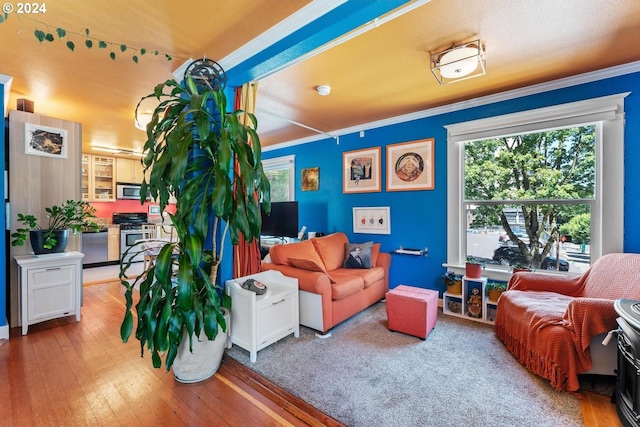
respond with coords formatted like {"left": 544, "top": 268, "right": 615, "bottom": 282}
{"left": 0, "top": 12, "right": 187, "bottom": 63}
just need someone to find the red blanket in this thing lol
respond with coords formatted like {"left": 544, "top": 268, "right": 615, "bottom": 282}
{"left": 495, "top": 253, "right": 640, "bottom": 393}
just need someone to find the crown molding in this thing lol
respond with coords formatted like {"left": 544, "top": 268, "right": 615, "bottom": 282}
{"left": 264, "top": 60, "right": 640, "bottom": 152}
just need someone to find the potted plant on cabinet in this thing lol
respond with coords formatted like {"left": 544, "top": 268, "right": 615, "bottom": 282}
{"left": 119, "top": 60, "right": 270, "bottom": 383}
{"left": 486, "top": 282, "right": 507, "bottom": 302}
{"left": 465, "top": 256, "right": 484, "bottom": 278}
{"left": 11, "top": 199, "right": 99, "bottom": 254}
{"left": 443, "top": 270, "right": 462, "bottom": 295}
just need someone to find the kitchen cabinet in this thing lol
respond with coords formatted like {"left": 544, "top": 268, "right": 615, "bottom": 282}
{"left": 107, "top": 226, "right": 120, "bottom": 261}
{"left": 82, "top": 154, "right": 116, "bottom": 201}
{"left": 116, "top": 157, "right": 146, "bottom": 184}
{"left": 14, "top": 251, "right": 84, "bottom": 335}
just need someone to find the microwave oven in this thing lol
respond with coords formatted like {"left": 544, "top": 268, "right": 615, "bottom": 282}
{"left": 116, "top": 183, "right": 150, "bottom": 200}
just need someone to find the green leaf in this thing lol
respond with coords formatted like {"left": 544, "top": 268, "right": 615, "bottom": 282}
{"left": 84, "top": 28, "right": 90, "bottom": 36}
{"left": 98, "top": 40, "right": 107, "bottom": 49}
{"left": 85, "top": 39, "right": 93, "bottom": 49}
{"left": 66, "top": 41, "right": 75, "bottom": 51}
{"left": 110, "top": 51, "right": 116, "bottom": 60}
{"left": 120, "top": 44, "right": 127, "bottom": 52}
{"left": 132, "top": 55, "right": 138, "bottom": 63}
{"left": 140, "top": 48, "right": 146, "bottom": 55}
{"left": 45, "top": 33, "right": 54, "bottom": 42}
{"left": 120, "top": 311, "right": 133, "bottom": 342}
{"left": 165, "top": 54, "right": 172, "bottom": 61}
{"left": 56, "top": 28, "right": 66, "bottom": 39}
{"left": 34, "top": 29, "right": 45, "bottom": 42}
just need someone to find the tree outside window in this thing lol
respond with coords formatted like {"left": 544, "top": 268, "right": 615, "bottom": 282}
{"left": 464, "top": 125, "right": 595, "bottom": 272}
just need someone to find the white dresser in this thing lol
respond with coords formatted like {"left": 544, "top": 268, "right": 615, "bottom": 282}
{"left": 14, "top": 251, "right": 84, "bottom": 335}
{"left": 225, "top": 270, "right": 299, "bottom": 362}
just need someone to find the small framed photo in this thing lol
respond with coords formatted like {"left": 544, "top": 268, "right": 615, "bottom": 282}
{"left": 386, "top": 138, "right": 434, "bottom": 191}
{"left": 353, "top": 206, "right": 390, "bottom": 234}
{"left": 302, "top": 167, "right": 319, "bottom": 191}
{"left": 343, "top": 147, "right": 381, "bottom": 193}
{"left": 148, "top": 205, "right": 161, "bottom": 215}
{"left": 24, "top": 123, "right": 68, "bottom": 158}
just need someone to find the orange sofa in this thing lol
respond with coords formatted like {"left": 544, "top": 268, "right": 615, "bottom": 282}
{"left": 495, "top": 253, "right": 640, "bottom": 393}
{"left": 261, "top": 232, "right": 391, "bottom": 333}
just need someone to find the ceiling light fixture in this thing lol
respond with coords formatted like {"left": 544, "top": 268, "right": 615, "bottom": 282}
{"left": 316, "top": 85, "right": 331, "bottom": 96}
{"left": 430, "top": 39, "right": 486, "bottom": 85}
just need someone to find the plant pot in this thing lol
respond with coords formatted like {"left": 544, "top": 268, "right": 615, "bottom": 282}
{"left": 446, "top": 280, "right": 462, "bottom": 295}
{"left": 488, "top": 289, "right": 504, "bottom": 302}
{"left": 465, "top": 263, "right": 483, "bottom": 279}
{"left": 29, "top": 229, "right": 69, "bottom": 254}
{"left": 172, "top": 308, "right": 230, "bottom": 383}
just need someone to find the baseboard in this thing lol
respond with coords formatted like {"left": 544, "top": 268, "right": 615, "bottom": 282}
{"left": 0, "top": 320, "right": 9, "bottom": 340}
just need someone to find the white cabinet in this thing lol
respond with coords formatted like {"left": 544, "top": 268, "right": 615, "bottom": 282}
{"left": 225, "top": 270, "right": 299, "bottom": 362}
{"left": 14, "top": 251, "right": 84, "bottom": 335}
{"left": 443, "top": 276, "right": 497, "bottom": 324}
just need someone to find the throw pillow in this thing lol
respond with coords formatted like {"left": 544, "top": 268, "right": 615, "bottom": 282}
{"left": 343, "top": 242, "right": 373, "bottom": 269}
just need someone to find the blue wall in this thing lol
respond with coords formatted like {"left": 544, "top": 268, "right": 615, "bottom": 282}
{"left": 262, "top": 71, "right": 640, "bottom": 294}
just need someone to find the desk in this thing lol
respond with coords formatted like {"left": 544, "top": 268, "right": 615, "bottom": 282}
{"left": 15, "top": 251, "right": 84, "bottom": 335}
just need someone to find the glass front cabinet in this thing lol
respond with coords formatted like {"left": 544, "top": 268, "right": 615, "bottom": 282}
{"left": 82, "top": 154, "right": 116, "bottom": 201}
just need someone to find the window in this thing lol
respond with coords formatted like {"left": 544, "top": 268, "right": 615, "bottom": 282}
{"left": 446, "top": 93, "right": 627, "bottom": 278}
{"left": 464, "top": 126, "right": 595, "bottom": 274}
{"left": 262, "top": 155, "right": 295, "bottom": 202}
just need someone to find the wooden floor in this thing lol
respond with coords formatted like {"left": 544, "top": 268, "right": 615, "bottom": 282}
{"left": 0, "top": 280, "right": 621, "bottom": 427}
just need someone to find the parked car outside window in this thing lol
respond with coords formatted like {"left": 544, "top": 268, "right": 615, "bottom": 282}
{"left": 493, "top": 245, "right": 569, "bottom": 271}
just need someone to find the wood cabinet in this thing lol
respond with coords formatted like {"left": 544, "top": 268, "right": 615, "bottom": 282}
{"left": 82, "top": 154, "right": 116, "bottom": 201}
{"left": 14, "top": 251, "right": 84, "bottom": 335}
{"left": 116, "top": 157, "right": 146, "bottom": 184}
{"left": 107, "top": 226, "right": 120, "bottom": 261}
{"left": 225, "top": 270, "right": 299, "bottom": 362}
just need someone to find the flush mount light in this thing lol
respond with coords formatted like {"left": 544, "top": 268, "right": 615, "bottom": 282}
{"left": 430, "top": 39, "right": 486, "bottom": 85}
{"left": 316, "top": 85, "right": 331, "bottom": 96}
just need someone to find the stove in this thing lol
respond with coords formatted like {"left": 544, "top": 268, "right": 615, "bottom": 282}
{"left": 614, "top": 299, "right": 640, "bottom": 427}
{"left": 113, "top": 212, "right": 149, "bottom": 263}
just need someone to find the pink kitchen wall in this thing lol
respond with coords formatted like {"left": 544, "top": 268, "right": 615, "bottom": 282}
{"left": 91, "top": 200, "right": 176, "bottom": 220}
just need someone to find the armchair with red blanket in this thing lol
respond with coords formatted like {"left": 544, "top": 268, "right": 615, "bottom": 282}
{"left": 495, "top": 253, "right": 640, "bottom": 393}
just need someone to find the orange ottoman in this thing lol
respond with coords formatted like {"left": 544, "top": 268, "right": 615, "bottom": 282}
{"left": 386, "top": 285, "right": 438, "bottom": 339}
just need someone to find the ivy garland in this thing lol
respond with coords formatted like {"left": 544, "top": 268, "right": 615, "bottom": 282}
{"left": 0, "top": 13, "right": 183, "bottom": 63}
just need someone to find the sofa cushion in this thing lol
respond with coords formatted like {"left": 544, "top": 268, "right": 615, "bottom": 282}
{"left": 343, "top": 241, "right": 373, "bottom": 269}
{"left": 270, "top": 240, "right": 325, "bottom": 269}
{"left": 336, "top": 266, "right": 385, "bottom": 288}
{"left": 289, "top": 258, "right": 335, "bottom": 283}
{"left": 312, "top": 232, "right": 349, "bottom": 271}
{"left": 328, "top": 272, "right": 364, "bottom": 300}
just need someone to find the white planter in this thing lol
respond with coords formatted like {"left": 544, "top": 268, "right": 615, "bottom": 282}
{"left": 172, "top": 308, "right": 230, "bottom": 383}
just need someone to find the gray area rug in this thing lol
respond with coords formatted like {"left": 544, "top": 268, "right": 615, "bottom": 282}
{"left": 226, "top": 301, "right": 584, "bottom": 427}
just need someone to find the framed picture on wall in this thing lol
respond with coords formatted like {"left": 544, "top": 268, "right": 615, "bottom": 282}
{"left": 352, "top": 206, "right": 391, "bottom": 234}
{"left": 24, "top": 123, "right": 68, "bottom": 159}
{"left": 302, "top": 167, "right": 319, "bottom": 191}
{"left": 386, "top": 138, "right": 434, "bottom": 191}
{"left": 343, "top": 147, "right": 381, "bottom": 193}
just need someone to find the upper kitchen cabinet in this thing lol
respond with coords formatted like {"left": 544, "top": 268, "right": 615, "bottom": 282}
{"left": 116, "top": 157, "right": 145, "bottom": 184}
{"left": 82, "top": 154, "right": 116, "bottom": 201}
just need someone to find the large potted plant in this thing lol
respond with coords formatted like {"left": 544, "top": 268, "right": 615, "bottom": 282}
{"left": 119, "top": 61, "right": 270, "bottom": 383}
{"left": 11, "top": 199, "right": 99, "bottom": 254}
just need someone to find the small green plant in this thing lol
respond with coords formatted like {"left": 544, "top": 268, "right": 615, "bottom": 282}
{"left": 443, "top": 270, "right": 462, "bottom": 285}
{"left": 466, "top": 256, "right": 484, "bottom": 266}
{"left": 11, "top": 200, "right": 99, "bottom": 249}
{"left": 486, "top": 282, "right": 507, "bottom": 292}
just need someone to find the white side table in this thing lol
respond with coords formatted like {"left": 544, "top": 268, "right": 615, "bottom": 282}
{"left": 14, "top": 251, "right": 84, "bottom": 335}
{"left": 225, "top": 270, "right": 299, "bottom": 362}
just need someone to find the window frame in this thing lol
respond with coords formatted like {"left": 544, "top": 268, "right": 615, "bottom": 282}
{"left": 445, "top": 93, "right": 628, "bottom": 279}
{"left": 262, "top": 155, "right": 295, "bottom": 202}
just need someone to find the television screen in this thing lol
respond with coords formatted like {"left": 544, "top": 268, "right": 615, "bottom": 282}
{"left": 261, "top": 201, "right": 299, "bottom": 238}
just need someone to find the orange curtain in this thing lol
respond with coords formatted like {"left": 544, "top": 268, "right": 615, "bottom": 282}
{"left": 233, "top": 82, "right": 261, "bottom": 278}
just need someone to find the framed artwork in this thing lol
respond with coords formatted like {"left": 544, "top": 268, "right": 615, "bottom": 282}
{"left": 343, "top": 147, "right": 381, "bottom": 193}
{"left": 386, "top": 138, "right": 434, "bottom": 191}
{"left": 353, "top": 206, "right": 391, "bottom": 234}
{"left": 302, "top": 167, "right": 319, "bottom": 191}
{"left": 24, "top": 123, "right": 68, "bottom": 158}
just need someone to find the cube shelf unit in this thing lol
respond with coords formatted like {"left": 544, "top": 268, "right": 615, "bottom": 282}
{"left": 443, "top": 276, "right": 498, "bottom": 325}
